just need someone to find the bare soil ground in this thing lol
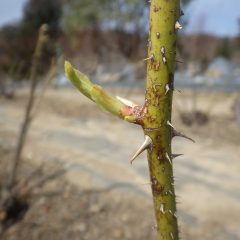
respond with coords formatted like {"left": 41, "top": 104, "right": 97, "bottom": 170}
{"left": 0, "top": 87, "right": 240, "bottom": 240}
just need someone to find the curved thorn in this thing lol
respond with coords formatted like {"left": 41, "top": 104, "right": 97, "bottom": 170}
{"left": 143, "top": 54, "right": 154, "bottom": 62}
{"left": 160, "top": 46, "right": 165, "bottom": 55}
{"left": 169, "top": 210, "right": 174, "bottom": 215}
{"left": 167, "top": 120, "right": 175, "bottom": 129}
{"left": 168, "top": 190, "right": 173, "bottom": 195}
{"left": 116, "top": 96, "right": 136, "bottom": 108}
{"left": 162, "top": 56, "right": 167, "bottom": 64}
{"left": 172, "top": 129, "right": 195, "bottom": 143}
{"left": 171, "top": 153, "right": 184, "bottom": 159}
{"left": 165, "top": 152, "right": 172, "bottom": 165}
{"left": 160, "top": 203, "right": 165, "bottom": 214}
{"left": 130, "top": 136, "right": 152, "bottom": 164}
{"left": 175, "top": 21, "right": 182, "bottom": 30}
{"left": 165, "top": 84, "right": 170, "bottom": 95}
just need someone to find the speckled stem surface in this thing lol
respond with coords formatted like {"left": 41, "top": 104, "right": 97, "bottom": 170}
{"left": 143, "top": 1, "right": 180, "bottom": 239}
{"left": 64, "top": 1, "right": 181, "bottom": 238}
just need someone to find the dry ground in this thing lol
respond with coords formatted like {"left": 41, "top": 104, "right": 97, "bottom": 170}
{"left": 0, "top": 86, "right": 240, "bottom": 240}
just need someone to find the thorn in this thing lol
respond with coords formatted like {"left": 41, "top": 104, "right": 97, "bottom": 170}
{"left": 116, "top": 96, "right": 136, "bottom": 108}
{"left": 156, "top": 32, "right": 160, "bottom": 39}
{"left": 162, "top": 56, "right": 167, "bottom": 64}
{"left": 172, "top": 129, "right": 195, "bottom": 143}
{"left": 175, "top": 21, "right": 182, "bottom": 30}
{"left": 143, "top": 54, "right": 154, "bottom": 62}
{"left": 160, "top": 46, "right": 165, "bottom": 55}
{"left": 165, "top": 152, "right": 172, "bottom": 165}
{"left": 170, "top": 232, "right": 174, "bottom": 239}
{"left": 171, "top": 154, "right": 184, "bottom": 159}
{"left": 168, "top": 190, "right": 173, "bottom": 195}
{"left": 160, "top": 203, "right": 165, "bottom": 214}
{"left": 151, "top": 176, "right": 158, "bottom": 185}
{"left": 165, "top": 84, "right": 170, "bottom": 95}
{"left": 167, "top": 120, "right": 175, "bottom": 129}
{"left": 130, "top": 136, "right": 152, "bottom": 164}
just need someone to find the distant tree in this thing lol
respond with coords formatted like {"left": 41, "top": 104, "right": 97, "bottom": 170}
{"left": 216, "top": 38, "right": 232, "bottom": 59}
{"left": 22, "top": 0, "right": 62, "bottom": 36}
{"left": 61, "top": 0, "right": 148, "bottom": 59}
{"left": 0, "top": 24, "right": 31, "bottom": 78}
{"left": 61, "top": 0, "right": 109, "bottom": 33}
{"left": 105, "top": 0, "right": 148, "bottom": 30}
{"left": 61, "top": 0, "right": 148, "bottom": 34}
{"left": 0, "top": 0, "right": 62, "bottom": 79}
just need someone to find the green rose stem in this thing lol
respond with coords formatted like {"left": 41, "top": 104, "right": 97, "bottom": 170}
{"left": 142, "top": 0, "right": 181, "bottom": 239}
{"left": 65, "top": 1, "right": 193, "bottom": 239}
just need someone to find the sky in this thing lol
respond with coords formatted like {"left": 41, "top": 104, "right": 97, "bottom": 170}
{"left": 185, "top": 0, "right": 240, "bottom": 37}
{"left": 0, "top": 0, "right": 239, "bottom": 37}
{"left": 0, "top": 0, "right": 26, "bottom": 26}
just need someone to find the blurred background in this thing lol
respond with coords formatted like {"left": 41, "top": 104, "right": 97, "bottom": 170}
{"left": 0, "top": 0, "right": 239, "bottom": 239}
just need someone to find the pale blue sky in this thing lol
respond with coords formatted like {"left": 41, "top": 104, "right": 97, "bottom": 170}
{"left": 0, "top": 0, "right": 239, "bottom": 37}
{"left": 0, "top": 0, "right": 26, "bottom": 26}
{"left": 185, "top": 0, "right": 240, "bottom": 37}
